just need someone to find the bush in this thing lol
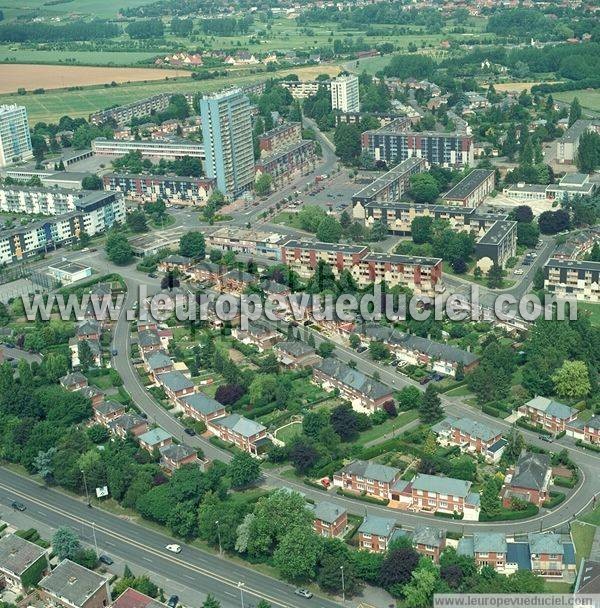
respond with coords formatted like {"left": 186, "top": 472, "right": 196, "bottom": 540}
{"left": 517, "top": 418, "right": 551, "bottom": 435}
{"left": 482, "top": 405, "right": 501, "bottom": 418}
{"left": 336, "top": 488, "right": 389, "bottom": 505}
{"left": 575, "top": 439, "right": 600, "bottom": 452}
{"left": 434, "top": 511, "right": 463, "bottom": 520}
{"left": 554, "top": 476, "right": 576, "bottom": 488}
{"left": 542, "top": 492, "right": 566, "bottom": 509}
{"left": 479, "top": 504, "right": 539, "bottom": 521}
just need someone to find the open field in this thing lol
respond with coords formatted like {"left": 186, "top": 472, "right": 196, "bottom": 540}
{"left": 554, "top": 89, "right": 600, "bottom": 113}
{"left": 0, "top": 47, "right": 158, "bottom": 67}
{"left": 0, "top": 64, "right": 191, "bottom": 94}
{"left": 0, "top": 0, "right": 149, "bottom": 20}
{"left": 0, "top": 64, "right": 341, "bottom": 124}
{"left": 494, "top": 82, "right": 550, "bottom": 93}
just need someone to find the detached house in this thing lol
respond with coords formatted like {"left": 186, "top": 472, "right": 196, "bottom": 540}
{"left": 0, "top": 533, "right": 49, "bottom": 594}
{"left": 501, "top": 451, "right": 552, "bottom": 507}
{"left": 312, "top": 502, "right": 347, "bottom": 538}
{"left": 138, "top": 427, "right": 173, "bottom": 452}
{"left": 208, "top": 414, "right": 269, "bottom": 456}
{"left": 519, "top": 396, "right": 578, "bottom": 434}
{"left": 160, "top": 444, "right": 201, "bottom": 473}
{"left": 178, "top": 392, "right": 226, "bottom": 423}
{"left": 357, "top": 516, "right": 400, "bottom": 553}
{"left": 94, "top": 400, "right": 127, "bottom": 426}
{"left": 157, "top": 370, "right": 195, "bottom": 401}
{"left": 76, "top": 320, "right": 101, "bottom": 341}
{"left": 583, "top": 415, "right": 600, "bottom": 444}
{"left": 108, "top": 413, "right": 148, "bottom": 439}
{"left": 458, "top": 532, "right": 508, "bottom": 570}
{"left": 528, "top": 532, "right": 576, "bottom": 578}
{"left": 313, "top": 358, "right": 394, "bottom": 413}
{"left": 232, "top": 323, "right": 283, "bottom": 352}
{"left": 432, "top": 416, "right": 506, "bottom": 462}
{"left": 411, "top": 525, "right": 447, "bottom": 563}
{"left": 138, "top": 330, "right": 162, "bottom": 355}
{"left": 112, "top": 588, "right": 169, "bottom": 608}
{"left": 333, "top": 460, "right": 401, "bottom": 500}
{"left": 80, "top": 385, "right": 105, "bottom": 407}
{"left": 39, "top": 559, "right": 110, "bottom": 608}
{"left": 274, "top": 341, "right": 320, "bottom": 369}
{"left": 60, "top": 372, "right": 88, "bottom": 392}
{"left": 144, "top": 351, "right": 174, "bottom": 379}
{"left": 158, "top": 254, "right": 193, "bottom": 273}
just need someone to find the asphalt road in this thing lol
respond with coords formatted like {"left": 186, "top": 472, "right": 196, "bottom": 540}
{"left": 0, "top": 467, "right": 342, "bottom": 608}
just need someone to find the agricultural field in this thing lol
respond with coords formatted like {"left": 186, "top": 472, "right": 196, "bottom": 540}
{"left": 0, "top": 64, "right": 341, "bottom": 124}
{"left": 554, "top": 89, "right": 600, "bottom": 113}
{"left": 0, "top": 47, "right": 158, "bottom": 67}
{"left": 0, "top": 0, "right": 149, "bottom": 20}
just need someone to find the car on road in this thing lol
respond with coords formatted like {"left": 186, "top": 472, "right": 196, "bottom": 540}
{"left": 356, "top": 346, "right": 367, "bottom": 353}
{"left": 11, "top": 501, "right": 26, "bottom": 511}
{"left": 99, "top": 555, "right": 114, "bottom": 565}
{"left": 396, "top": 361, "right": 408, "bottom": 368}
{"left": 419, "top": 376, "right": 431, "bottom": 385}
{"left": 165, "top": 544, "right": 182, "bottom": 553}
{"left": 148, "top": 273, "right": 157, "bottom": 278}
{"left": 111, "top": 349, "right": 118, "bottom": 356}
{"left": 183, "top": 427, "right": 196, "bottom": 436}
{"left": 167, "top": 596, "right": 179, "bottom": 608}
{"left": 513, "top": 269, "right": 524, "bottom": 275}
{"left": 294, "top": 589, "right": 313, "bottom": 599}
{"left": 539, "top": 434, "right": 554, "bottom": 442}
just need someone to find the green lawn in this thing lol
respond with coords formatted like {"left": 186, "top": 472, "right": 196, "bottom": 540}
{"left": 571, "top": 522, "right": 596, "bottom": 567}
{"left": 274, "top": 421, "right": 302, "bottom": 445}
{"left": 580, "top": 503, "right": 600, "bottom": 526}
{"left": 444, "top": 385, "right": 472, "bottom": 397}
{"left": 0, "top": 47, "right": 157, "bottom": 67}
{"left": 554, "top": 89, "right": 600, "bottom": 113}
{"left": 356, "top": 410, "right": 419, "bottom": 444}
{"left": 2, "top": 0, "right": 151, "bottom": 19}
{"left": 544, "top": 581, "right": 573, "bottom": 593}
{"left": 578, "top": 302, "right": 600, "bottom": 327}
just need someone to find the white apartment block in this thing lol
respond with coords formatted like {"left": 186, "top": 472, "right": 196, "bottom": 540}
{"left": 331, "top": 75, "right": 360, "bottom": 113}
{"left": 544, "top": 258, "right": 600, "bottom": 303}
{"left": 0, "top": 105, "right": 33, "bottom": 168}
{"left": 91, "top": 137, "right": 205, "bottom": 160}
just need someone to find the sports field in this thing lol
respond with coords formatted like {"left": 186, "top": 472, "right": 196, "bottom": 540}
{"left": 554, "top": 89, "right": 600, "bottom": 113}
{"left": 0, "top": 64, "right": 341, "bottom": 124}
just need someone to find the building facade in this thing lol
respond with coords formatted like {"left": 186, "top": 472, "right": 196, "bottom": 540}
{"left": 441, "top": 169, "right": 495, "bottom": 207}
{"left": 0, "top": 105, "right": 33, "bottom": 167}
{"left": 92, "top": 138, "right": 204, "bottom": 160}
{"left": 331, "top": 74, "right": 360, "bottom": 113}
{"left": 544, "top": 259, "right": 600, "bottom": 303}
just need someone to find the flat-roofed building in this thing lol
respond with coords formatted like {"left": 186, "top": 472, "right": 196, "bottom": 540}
{"left": 0, "top": 533, "right": 49, "bottom": 594}
{"left": 92, "top": 138, "right": 204, "bottom": 160}
{"left": 331, "top": 74, "right": 360, "bottom": 113}
{"left": 255, "top": 140, "right": 315, "bottom": 184}
{"left": 441, "top": 169, "right": 495, "bottom": 207}
{"left": 544, "top": 258, "right": 600, "bottom": 302}
{"left": 281, "top": 240, "right": 369, "bottom": 278}
{"left": 556, "top": 120, "right": 600, "bottom": 164}
{"left": 475, "top": 220, "right": 517, "bottom": 268}
{"left": 258, "top": 122, "right": 302, "bottom": 156}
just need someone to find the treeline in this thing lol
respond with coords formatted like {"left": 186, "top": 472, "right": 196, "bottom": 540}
{"left": 126, "top": 19, "right": 164, "bottom": 39}
{"left": 112, "top": 151, "right": 203, "bottom": 177}
{"left": 199, "top": 16, "right": 253, "bottom": 36}
{"left": 0, "top": 20, "right": 119, "bottom": 43}
{"left": 120, "top": 0, "right": 220, "bottom": 18}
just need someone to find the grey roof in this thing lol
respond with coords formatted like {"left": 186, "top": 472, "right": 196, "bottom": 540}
{"left": 477, "top": 220, "right": 517, "bottom": 246}
{"left": 363, "top": 252, "right": 441, "bottom": 267}
{"left": 60, "top": 372, "right": 87, "bottom": 386}
{"left": 507, "top": 542, "right": 531, "bottom": 569}
{"left": 139, "top": 427, "right": 172, "bottom": 445}
{"left": 457, "top": 537, "right": 474, "bottom": 557}
{"left": 412, "top": 525, "right": 445, "bottom": 548}
{"left": 488, "top": 438, "right": 508, "bottom": 453}
{"left": 221, "top": 269, "right": 256, "bottom": 283}
{"left": 159, "top": 443, "right": 196, "bottom": 461}
{"left": 109, "top": 413, "right": 146, "bottom": 433}
{"left": 473, "top": 532, "right": 507, "bottom": 554}
{"left": 157, "top": 370, "right": 194, "bottom": 392}
{"left": 0, "top": 533, "right": 47, "bottom": 576}
{"left": 76, "top": 320, "right": 100, "bottom": 336}
{"left": 451, "top": 417, "right": 500, "bottom": 442}
{"left": 212, "top": 414, "right": 266, "bottom": 437}
{"left": 163, "top": 254, "right": 192, "bottom": 265}
{"left": 275, "top": 340, "right": 316, "bottom": 357}
{"left": 564, "top": 543, "right": 576, "bottom": 565}
{"left": 412, "top": 473, "right": 471, "bottom": 498}
{"left": 260, "top": 279, "right": 289, "bottom": 294}
{"left": 146, "top": 351, "right": 172, "bottom": 371}
{"left": 358, "top": 515, "right": 397, "bottom": 537}
{"left": 180, "top": 392, "right": 224, "bottom": 416}
{"left": 315, "top": 358, "right": 393, "bottom": 401}
{"left": 313, "top": 501, "right": 347, "bottom": 524}
{"left": 79, "top": 385, "right": 104, "bottom": 400}
{"left": 442, "top": 169, "right": 494, "bottom": 201}
{"left": 545, "top": 258, "right": 600, "bottom": 273}
{"left": 338, "top": 460, "right": 400, "bottom": 483}
{"left": 525, "top": 396, "right": 578, "bottom": 420}
{"left": 96, "top": 400, "right": 125, "bottom": 417}
{"left": 138, "top": 329, "right": 161, "bottom": 347}
{"left": 282, "top": 239, "right": 368, "bottom": 255}
{"left": 511, "top": 452, "right": 551, "bottom": 491}
{"left": 587, "top": 415, "right": 600, "bottom": 430}
{"left": 466, "top": 492, "right": 480, "bottom": 506}
{"left": 528, "top": 532, "right": 564, "bottom": 556}
{"left": 40, "top": 559, "right": 107, "bottom": 606}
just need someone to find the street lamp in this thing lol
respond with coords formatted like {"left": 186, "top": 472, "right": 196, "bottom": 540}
{"left": 91, "top": 522, "right": 99, "bottom": 557}
{"left": 237, "top": 582, "right": 245, "bottom": 608}
{"left": 215, "top": 520, "right": 222, "bottom": 556}
{"left": 340, "top": 565, "right": 345, "bottom": 602}
{"left": 81, "top": 469, "right": 91, "bottom": 507}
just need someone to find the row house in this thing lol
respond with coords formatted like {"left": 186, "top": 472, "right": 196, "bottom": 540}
{"left": 159, "top": 444, "right": 201, "bottom": 473}
{"left": 217, "top": 269, "right": 258, "bottom": 294}
{"left": 207, "top": 414, "right": 269, "bottom": 456}
{"left": 393, "top": 473, "right": 481, "bottom": 520}
{"left": 518, "top": 396, "right": 578, "bottom": 434}
{"left": 138, "top": 427, "right": 173, "bottom": 453}
{"left": 458, "top": 532, "right": 508, "bottom": 570}
{"left": 187, "top": 261, "right": 220, "bottom": 284}
{"left": 108, "top": 413, "right": 149, "bottom": 439}
{"left": 357, "top": 516, "right": 401, "bottom": 553}
{"left": 313, "top": 358, "right": 394, "bottom": 413}
{"left": 39, "top": 559, "right": 110, "bottom": 608}
{"left": 178, "top": 392, "right": 226, "bottom": 424}
{"left": 501, "top": 451, "right": 552, "bottom": 508}
{"left": 583, "top": 415, "right": 600, "bottom": 444}
{"left": 0, "top": 533, "right": 50, "bottom": 594}
{"left": 156, "top": 370, "right": 195, "bottom": 402}
{"left": 158, "top": 254, "right": 193, "bottom": 273}
{"left": 255, "top": 140, "right": 316, "bottom": 183}
{"left": 361, "top": 325, "right": 478, "bottom": 377}
{"left": 94, "top": 400, "right": 127, "bottom": 426}
{"left": 232, "top": 322, "right": 283, "bottom": 352}
{"left": 333, "top": 460, "right": 401, "bottom": 500}
{"left": 312, "top": 502, "right": 348, "bottom": 538}
{"left": 60, "top": 371, "right": 88, "bottom": 392}
{"left": 431, "top": 416, "right": 506, "bottom": 462}
{"left": 274, "top": 340, "right": 321, "bottom": 369}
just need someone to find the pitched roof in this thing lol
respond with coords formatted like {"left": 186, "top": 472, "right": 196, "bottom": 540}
{"left": 338, "top": 460, "right": 400, "bottom": 483}
{"left": 312, "top": 501, "right": 347, "bottom": 524}
{"left": 163, "top": 254, "right": 191, "bottom": 265}
{"left": 180, "top": 392, "right": 224, "bottom": 416}
{"left": 528, "top": 532, "right": 564, "bottom": 556}
{"left": 79, "top": 385, "right": 104, "bottom": 400}
{"left": 60, "top": 372, "right": 87, "bottom": 387}
{"left": 412, "top": 473, "right": 472, "bottom": 498}
{"left": 76, "top": 320, "right": 100, "bottom": 336}
{"left": 145, "top": 351, "right": 172, "bottom": 371}
{"left": 586, "top": 415, "right": 600, "bottom": 430}
{"left": 412, "top": 525, "right": 445, "bottom": 548}
{"left": 473, "top": 532, "right": 507, "bottom": 554}
{"left": 157, "top": 370, "right": 194, "bottom": 392}
{"left": 506, "top": 542, "right": 531, "bottom": 569}
{"left": 139, "top": 427, "right": 172, "bottom": 445}
{"left": 510, "top": 452, "right": 551, "bottom": 491}
{"left": 40, "top": 559, "right": 107, "bottom": 606}
{"left": 95, "top": 400, "right": 125, "bottom": 417}
{"left": 138, "top": 329, "right": 161, "bottom": 347}
{"left": 0, "top": 533, "right": 47, "bottom": 576}
{"left": 315, "top": 358, "right": 393, "bottom": 401}
{"left": 108, "top": 413, "right": 146, "bottom": 433}
{"left": 451, "top": 417, "right": 500, "bottom": 442}
{"left": 159, "top": 443, "right": 196, "bottom": 461}
{"left": 358, "top": 515, "right": 397, "bottom": 537}
{"left": 525, "top": 396, "right": 577, "bottom": 420}
{"left": 212, "top": 414, "right": 266, "bottom": 438}
{"left": 275, "top": 340, "right": 316, "bottom": 357}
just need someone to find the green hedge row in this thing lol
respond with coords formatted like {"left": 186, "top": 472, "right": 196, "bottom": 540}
{"left": 336, "top": 488, "right": 389, "bottom": 505}
{"left": 480, "top": 504, "right": 539, "bottom": 521}
{"left": 554, "top": 475, "right": 576, "bottom": 488}
{"left": 542, "top": 492, "right": 566, "bottom": 509}
{"left": 517, "top": 419, "right": 551, "bottom": 435}
{"left": 576, "top": 439, "right": 600, "bottom": 453}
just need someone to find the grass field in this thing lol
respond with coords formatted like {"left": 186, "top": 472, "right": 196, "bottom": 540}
{"left": 578, "top": 302, "right": 600, "bottom": 327}
{"left": 0, "top": 64, "right": 340, "bottom": 124}
{"left": 0, "top": 0, "right": 149, "bottom": 20}
{"left": 571, "top": 522, "right": 595, "bottom": 567}
{"left": 0, "top": 47, "right": 157, "bottom": 67}
{"left": 554, "top": 89, "right": 600, "bottom": 113}
{"left": 580, "top": 503, "right": 600, "bottom": 526}
{"left": 274, "top": 421, "right": 302, "bottom": 444}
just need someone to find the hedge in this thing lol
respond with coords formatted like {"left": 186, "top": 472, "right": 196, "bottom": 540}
{"left": 554, "top": 475, "right": 576, "bottom": 488}
{"left": 482, "top": 405, "right": 501, "bottom": 418}
{"left": 542, "top": 492, "right": 566, "bottom": 509}
{"left": 480, "top": 504, "right": 539, "bottom": 521}
{"left": 336, "top": 488, "right": 389, "bottom": 505}
{"left": 434, "top": 510, "right": 463, "bottom": 520}
{"left": 304, "top": 478, "right": 328, "bottom": 491}
{"left": 576, "top": 439, "right": 600, "bottom": 453}
{"left": 517, "top": 419, "right": 551, "bottom": 435}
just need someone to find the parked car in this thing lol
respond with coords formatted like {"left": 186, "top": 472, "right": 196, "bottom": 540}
{"left": 539, "top": 434, "right": 554, "bottom": 443}
{"left": 168, "top": 596, "right": 179, "bottom": 608}
{"left": 11, "top": 501, "right": 26, "bottom": 511}
{"left": 184, "top": 427, "right": 196, "bottom": 436}
{"left": 99, "top": 555, "right": 114, "bottom": 565}
{"left": 419, "top": 376, "right": 431, "bottom": 385}
{"left": 294, "top": 589, "right": 313, "bottom": 599}
{"left": 165, "top": 544, "right": 182, "bottom": 553}
{"left": 513, "top": 269, "right": 524, "bottom": 275}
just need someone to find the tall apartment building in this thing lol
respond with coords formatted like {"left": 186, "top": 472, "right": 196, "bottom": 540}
{"left": 0, "top": 105, "right": 33, "bottom": 168}
{"left": 258, "top": 122, "right": 302, "bottom": 156}
{"left": 200, "top": 89, "right": 254, "bottom": 198}
{"left": 331, "top": 74, "right": 360, "bottom": 113}
{"left": 362, "top": 118, "right": 473, "bottom": 167}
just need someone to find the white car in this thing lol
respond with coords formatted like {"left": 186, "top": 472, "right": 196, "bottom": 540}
{"left": 513, "top": 269, "right": 524, "bottom": 275}
{"left": 165, "top": 544, "right": 182, "bottom": 554}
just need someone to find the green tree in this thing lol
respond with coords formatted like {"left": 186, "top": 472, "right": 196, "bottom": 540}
{"left": 179, "top": 231, "right": 205, "bottom": 259}
{"left": 411, "top": 216, "right": 433, "bottom": 244}
{"left": 274, "top": 526, "right": 322, "bottom": 581}
{"left": 533, "top": 267, "right": 545, "bottom": 291}
{"left": 317, "top": 341, "right": 335, "bottom": 358}
{"left": 516, "top": 222, "right": 539, "bottom": 248}
{"left": 78, "top": 340, "right": 94, "bottom": 372}
{"left": 229, "top": 451, "right": 261, "bottom": 488}
{"left": 349, "top": 334, "right": 361, "bottom": 349}
{"left": 403, "top": 559, "right": 439, "bottom": 608}
{"left": 551, "top": 360, "right": 591, "bottom": 399}
{"left": 568, "top": 97, "right": 582, "bottom": 127}
{"left": 126, "top": 210, "right": 148, "bottom": 233}
{"left": 201, "top": 596, "right": 221, "bottom": 608}
{"left": 418, "top": 384, "right": 443, "bottom": 423}
{"left": 410, "top": 173, "right": 439, "bottom": 203}
{"left": 503, "top": 428, "right": 525, "bottom": 464}
{"left": 81, "top": 174, "right": 103, "bottom": 190}
{"left": 52, "top": 527, "right": 81, "bottom": 561}
{"left": 316, "top": 216, "right": 342, "bottom": 243}
{"left": 576, "top": 131, "right": 600, "bottom": 173}
{"left": 486, "top": 263, "right": 504, "bottom": 289}
{"left": 368, "top": 340, "right": 389, "bottom": 361}
{"left": 481, "top": 476, "right": 503, "bottom": 516}
{"left": 105, "top": 232, "right": 133, "bottom": 265}
{"left": 333, "top": 123, "right": 361, "bottom": 164}
{"left": 255, "top": 173, "right": 273, "bottom": 196}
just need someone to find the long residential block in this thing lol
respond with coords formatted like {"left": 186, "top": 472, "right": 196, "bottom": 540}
{"left": 441, "top": 169, "right": 495, "bottom": 207}
{"left": 92, "top": 137, "right": 205, "bottom": 160}
{"left": 544, "top": 258, "right": 600, "bottom": 303}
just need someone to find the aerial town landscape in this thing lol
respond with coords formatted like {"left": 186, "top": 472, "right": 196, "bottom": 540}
{"left": 0, "top": 1, "right": 599, "bottom": 608}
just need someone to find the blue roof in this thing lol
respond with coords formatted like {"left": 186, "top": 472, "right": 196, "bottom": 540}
{"left": 507, "top": 542, "right": 531, "bottom": 570}
{"left": 457, "top": 537, "right": 474, "bottom": 557}
{"left": 563, "top": 543, "right": 576, "bottom": 565}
